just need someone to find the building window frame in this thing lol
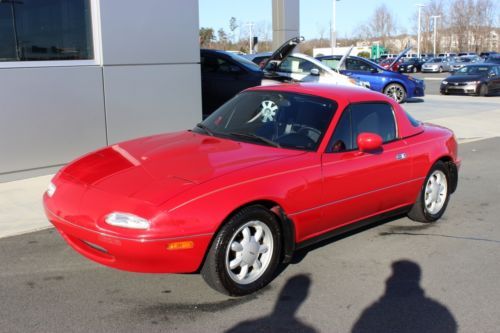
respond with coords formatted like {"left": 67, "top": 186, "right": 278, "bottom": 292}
{"left": 0, "top": 0, "right": 101, "bottom": 68}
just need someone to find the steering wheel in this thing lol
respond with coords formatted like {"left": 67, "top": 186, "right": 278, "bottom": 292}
{"left": 296, "top": 126, "right": 322, "bottom": 141}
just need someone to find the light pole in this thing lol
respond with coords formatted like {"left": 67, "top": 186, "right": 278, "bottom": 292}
{"left": 431, "top": 15, "right": 441, "bottom": 56}
{"left": 245, "top": 22, "right": 254, "bottom": 54}
{"left": 331, "top": 0, "right": 340, "bottom": 56}
{"left": 416, "top": 3, "right": 426, "bottom": 58}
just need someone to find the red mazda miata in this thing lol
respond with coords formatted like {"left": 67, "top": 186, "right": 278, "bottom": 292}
{"left": 44, "top": 83, "right": 460, "bottom": 296}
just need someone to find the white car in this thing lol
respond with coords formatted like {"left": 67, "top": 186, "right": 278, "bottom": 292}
{"left": 261, "top": 37, "right": 369, "bottom": 88}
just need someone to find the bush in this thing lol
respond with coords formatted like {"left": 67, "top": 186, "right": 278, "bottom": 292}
{"left": 357, "top": 51, "right": 371, "bottom": 59}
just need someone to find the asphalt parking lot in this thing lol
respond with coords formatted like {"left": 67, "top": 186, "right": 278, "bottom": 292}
{"left": 1, "top": 82, "right": 499, "bottom": 333}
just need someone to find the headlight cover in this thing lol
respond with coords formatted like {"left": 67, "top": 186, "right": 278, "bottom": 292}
{"left": 47, "top": 182, "right": 56, "bottom": 197}
{"left": 105, "top": 212, "right": 150, "bottom": 229}
{"left": 442, "top": 80, "right": 448, "bottom": 84}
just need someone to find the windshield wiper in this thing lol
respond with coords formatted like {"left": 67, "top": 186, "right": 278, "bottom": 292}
{"left": 195, "top": 123, "right": 215, "bottom": 136}
{"left": 229, "top": 132, "right": 281, "bottom": 148}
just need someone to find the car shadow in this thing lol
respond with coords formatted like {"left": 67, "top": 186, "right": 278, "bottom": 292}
{"left": 286, "top": 213, "right": 407, "bottom": 266}
{"left": 351, "top": 260, "right": 457, "bottom": 333}
{"left": 224, "top": 274, "right": 318, "bottom": 333}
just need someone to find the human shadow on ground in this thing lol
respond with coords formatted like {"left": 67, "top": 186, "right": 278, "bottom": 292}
{"left": 225, "top": 274, "right": 317, "bottom": 333}
{"left": 351, "top": 260, "right": 457, "bottom": 333}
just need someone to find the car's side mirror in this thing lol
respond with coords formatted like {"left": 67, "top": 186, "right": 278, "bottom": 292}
{"left": 370, "top": 67, "right": 378, "bottom": 73}
{"left": 489, "top": 72, "right": 496, "bottom": 78}
{"left": 310, "top": 68, "right": 320, "bottom": 76}
{"left": 357, "top": 132, "right": 383, "bottom": 152}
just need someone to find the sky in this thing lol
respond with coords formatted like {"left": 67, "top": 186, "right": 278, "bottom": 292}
{"left": 199, "top": 0, "right": 426, "bottom": 40}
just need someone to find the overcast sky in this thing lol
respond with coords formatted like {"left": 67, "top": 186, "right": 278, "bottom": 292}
{"left": 199, "top": 0, "right": 433, "bottom": 40}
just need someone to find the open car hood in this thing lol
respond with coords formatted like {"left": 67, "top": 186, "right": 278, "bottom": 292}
{"left": 336, "top": 46, "right": 354, "bottom": 72}
{"left": 389, "top": 45, "right": 413, "bottom": 68}
{"left": 263, "top": 36, "right": 304, "bottom": 70}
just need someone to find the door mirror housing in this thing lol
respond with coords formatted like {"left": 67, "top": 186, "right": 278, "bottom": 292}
{"left": 370, "top": 67, "right": 378, "bottom": 73}
{"left": 357, "top": 132, "right": 383, "bottom": 152}
{"left": 310, "top": 68, "right": 320, "bottom": 76}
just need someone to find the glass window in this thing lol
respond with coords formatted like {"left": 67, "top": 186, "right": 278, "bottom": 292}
{"left": 0, "top": 0, "right": 93, "bottom": 62}
{"left": 278, "top": 56, "right": 321, "bottom": 74}
{"left": 346, "top": 58, "right": 372, "bottom": 72}
{"left": 201, "top": 55, "right": 241, "bottom": 73}
{"left": 196, "top": 91, "right": 337, "bottom": 151}
{"left": 350, "top": 103, "right": 397, "bottom": 147}
{"left": 320, "top": 58, "right": 343, "bottom": 70}
{"left": 327, "top": 107, "right": 353, "bottom": 153}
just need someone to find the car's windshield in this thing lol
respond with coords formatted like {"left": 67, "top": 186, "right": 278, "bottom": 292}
{"left": 195, "top": 91, "right": 337, "bottom": 151}
{"left": 228, "top": 53, "right": 261, "bottom": 70}
{"left": 428, "top": 58, "right": 442, "bottom": 63}
{"left": 456, "top": 66, "right": 492, "bottom": 76}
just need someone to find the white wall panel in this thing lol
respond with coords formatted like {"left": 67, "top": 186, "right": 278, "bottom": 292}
{"left": 99, "top": 0, "right": 200, "bottom": 65}
{"left": 103, "top": 64, "right": 202, "bottom": 144}
{"left": 0, "top": 66, "right": 106, "bottom": 175}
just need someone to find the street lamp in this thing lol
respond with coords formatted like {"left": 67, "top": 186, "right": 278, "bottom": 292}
{"left": 416, "top": 3, "right": 426, "bottom": 58}
{"left": 431, "top": 15, "right": 441, "bottom": 56}
{"left": 331, "top": 0, "right": 340, "bottom": 56}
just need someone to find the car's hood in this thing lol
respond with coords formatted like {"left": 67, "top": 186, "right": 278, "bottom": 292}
{"left": 263, "top": 36, "right": 304, "bottom": 69}
{"left": 387, "top": 46, "right": 411, "bottom": 68}
{"left": 62, "top": 131, "right": 304, "bottom": 205}
{"left": 446, "top": 74, "right": 484, "bottom": 82}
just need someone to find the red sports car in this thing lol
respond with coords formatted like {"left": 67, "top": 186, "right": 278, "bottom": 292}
{"left": 43, "top": 83, "right": 460, "bottom": 296}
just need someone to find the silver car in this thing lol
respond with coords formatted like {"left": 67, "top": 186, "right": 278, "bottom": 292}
{"left": 421, "top": 57, "right": 452, "bottom": 73}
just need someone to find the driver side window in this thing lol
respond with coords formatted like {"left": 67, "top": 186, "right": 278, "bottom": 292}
{"left": 327, "top": 103, "right": 397, "bottom": 153}
{"left": 346, "top": 59, "right": 372, "bottom": 72}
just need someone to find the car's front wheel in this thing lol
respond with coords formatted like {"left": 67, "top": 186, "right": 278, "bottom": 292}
{"left": 384, "top": 83, "right": 407, "bottom": 103}
{"left": 412, "top": 67, "right": 417, "bottom": 73}
{"left": 478, "top": 83, "right": 488, "bottom": 96}
{"left": 201, "top": 205, "right": 282, "bottom": 296}
{"left": 408, "top": 161, "right": 450, "bottom": 222}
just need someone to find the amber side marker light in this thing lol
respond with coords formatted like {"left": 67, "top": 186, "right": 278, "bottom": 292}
{"left": 167, "top": 241, "right": 194, "bottom": 250}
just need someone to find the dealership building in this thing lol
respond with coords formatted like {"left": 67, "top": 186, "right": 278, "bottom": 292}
{"left": 0, "top": 0, "right": 299, "bottom": 182}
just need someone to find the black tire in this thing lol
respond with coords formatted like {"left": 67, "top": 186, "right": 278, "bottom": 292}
{"left": 438, "top": 66, "right": 443, "bottom": 73}
{"left": 201, "top": 205, "right": 282, "bottom": 296}
{"left": 412, "top": 67, "right": 417, "bottom": 73}
{"left": 408, "top": 161, "right": 451, "bottom": 223}
{"left": 478, "top": 84, "right": 488, "bottom": 97}
{"left": 383, "top": 83, "right": 407, "bottom": 103}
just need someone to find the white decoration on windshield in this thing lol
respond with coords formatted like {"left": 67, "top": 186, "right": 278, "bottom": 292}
{"left": 260, "top": 101, "right": 278, "bottom": 123}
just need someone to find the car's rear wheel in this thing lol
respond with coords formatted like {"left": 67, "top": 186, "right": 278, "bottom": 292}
{"left": 408, "top": 161, "right": 450, "bottom": 222}
{"left": 478, "top": 84, "right": 488, "bottom": 96}
{"left": 201, "top": 205, "right": 282, "bottom": 296}
{"left": 383, "top": 83, "right": 407, "bottom": 103}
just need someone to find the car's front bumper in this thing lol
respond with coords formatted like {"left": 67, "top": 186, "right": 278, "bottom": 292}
{"left": 421, "top": 67, "right": 440, "bottom": 72}
{"left": 440, "top": 83, "right": 479, "bottom": 95}
{"left": 45, "top": 206, "right": 212, "bottom": 273}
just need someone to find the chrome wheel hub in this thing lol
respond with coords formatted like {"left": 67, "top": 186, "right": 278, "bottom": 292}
{"left": 226, "top": 220, "right": 273, "bottom": 285}
{"left": 424, "top": 170, "right": 448, "bottom": 215}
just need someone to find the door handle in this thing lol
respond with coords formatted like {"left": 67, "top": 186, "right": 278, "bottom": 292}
{"left": 396, "top": 153, "right": 407, "bottom": 160}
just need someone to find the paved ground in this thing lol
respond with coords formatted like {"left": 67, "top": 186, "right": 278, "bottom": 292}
{"left": 1, "top": 137, "right": 500, "bottom": 333}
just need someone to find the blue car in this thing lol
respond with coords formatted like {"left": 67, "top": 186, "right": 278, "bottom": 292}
{"left": 316, "top": 55, "right": 425, "bottom": 103}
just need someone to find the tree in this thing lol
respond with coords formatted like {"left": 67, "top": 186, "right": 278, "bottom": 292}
{"left": 199, "top": 27, "right": 215, "bottom": 47}
{"left": 229, "top": 17, "right": 239, "bottom": 43}
{"left": 365, "top": 4, "right": 398, "bottom": 51}
{"left": 217, "top": 28, "right": 228, "bottom": 49}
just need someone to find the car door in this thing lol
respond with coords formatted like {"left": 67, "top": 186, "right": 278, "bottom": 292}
{"left": 316, "top": 102, "right": 412, "bottom": 235}
{"left": 341, "top": 58, "right": 385, "bottom": 92}
{"left": 490, "top": 66, "right": 500, "bottom": 92}
{"left": 201, "top": 53, "right": 256, "bottom": 115}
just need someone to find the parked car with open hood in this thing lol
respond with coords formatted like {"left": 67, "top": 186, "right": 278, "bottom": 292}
{"left": 201, "top": 37, "right": 364, "bottom": 116}
{"left": 440, "top": 63, "right": 500, "bottom": 96}
{"left": 317, "top": 46, "right": 425, "bottom": 103}
{"left": 261, "top": 37, "right": 366, "bottom": 88}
